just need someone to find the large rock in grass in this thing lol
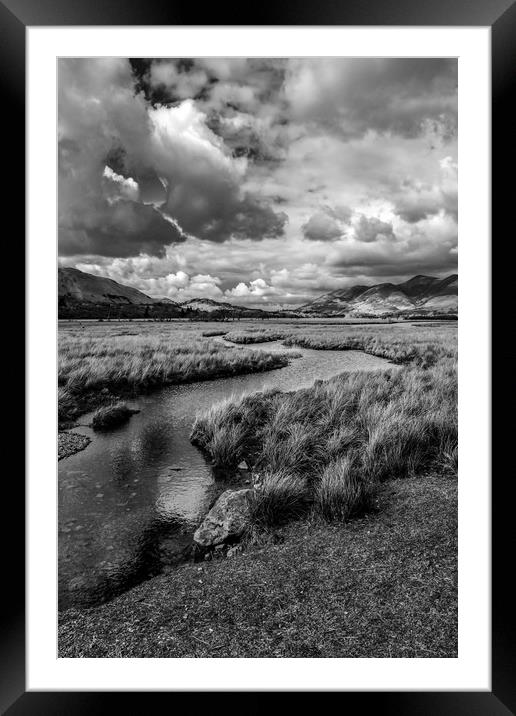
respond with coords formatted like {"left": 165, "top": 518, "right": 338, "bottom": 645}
{"left": 193, "top": 489, "right": 253, "bottom": 548}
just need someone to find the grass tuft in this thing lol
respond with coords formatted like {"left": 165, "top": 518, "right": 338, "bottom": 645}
{"left": 250, "top": 470, "right": 310, "bottom": 526}
{"left": 91, "top": 402, "right": 135, "bottom": 431}
{"left": 317, "top": 454, "right": 373, "bottom": 521}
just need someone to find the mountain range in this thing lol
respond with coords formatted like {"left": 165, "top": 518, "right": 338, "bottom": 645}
{"left": 301, "top": 274, "right": 457, "bottom": 316}
{"left": 58, "top": 267, "right": 457, "bottom": 319}
{"left": 58, "top": 267, "right": 288, "bottom": 319}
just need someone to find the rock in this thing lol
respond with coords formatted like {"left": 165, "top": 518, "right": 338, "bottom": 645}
{"left": 238, "top": 460, "right": 248, "bottom": 470}
{"left": 193, "top": 489, "right": 253, "bottom": 548}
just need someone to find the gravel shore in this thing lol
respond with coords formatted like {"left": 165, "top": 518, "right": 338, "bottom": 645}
{"left": 58, "top": 431, "right": 91, "bottom": 460}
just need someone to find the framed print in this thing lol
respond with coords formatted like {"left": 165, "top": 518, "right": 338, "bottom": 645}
{"left": 2, "top": 0, "right": 513, "bottom": 710}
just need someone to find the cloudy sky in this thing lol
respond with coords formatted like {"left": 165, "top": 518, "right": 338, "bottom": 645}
{"left": 58, "top": 57, "right": 457, "bottom": 307}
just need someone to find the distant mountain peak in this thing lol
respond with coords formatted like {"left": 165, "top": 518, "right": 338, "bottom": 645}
{"left": 301, "top": 273, "right": 457, "bottom": 317}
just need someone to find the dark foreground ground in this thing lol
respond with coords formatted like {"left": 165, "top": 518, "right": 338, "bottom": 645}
{"left": 59, "top": 473, "right": 457, "bottom": 658}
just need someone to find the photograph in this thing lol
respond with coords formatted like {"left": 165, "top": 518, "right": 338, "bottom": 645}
{"left": 56, "top": 56, "right": 460, "bottom": 659}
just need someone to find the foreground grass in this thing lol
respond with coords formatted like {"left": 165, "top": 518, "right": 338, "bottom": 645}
{"left": 192, "top": 357, "right": 457, "bottom": 524}
{"left": 91, "top": 402, "right": 135, "bottom": 431}
{"left": 58, "top": 331, "right": 291, "bottom": 423}
{"left": 58, "top": 474, "right": 457, "bottom": 658}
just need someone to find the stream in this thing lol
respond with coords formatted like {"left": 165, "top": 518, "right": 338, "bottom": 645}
{"left": 58, "top": 342, "right": 395, "bottom": 610}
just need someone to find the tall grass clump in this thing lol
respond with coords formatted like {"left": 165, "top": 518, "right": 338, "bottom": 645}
{"left": 191, "top": 390, "right": 280, "bottom": 467}
{"left": 225, "top": 330, "right": 288, "bottom": 344}
{"left": 91, "top": 402, "right": 134, "bottom": 431}
{"left": 317, "top": 454, "right": 373, "bottom": 521}
{"left": 250, "top": 470, "right": 310, "bottom": 526}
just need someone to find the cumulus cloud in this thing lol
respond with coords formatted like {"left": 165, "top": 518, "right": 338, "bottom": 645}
{"left": 58, "top": 59, "right": 287, "bottom": 257}
{"left": 354, "top": 215, "right": 395, "bottom": 243}
{"left": 148, "top": 100, "right": 287, "bottom": 241}
{"left": 302, "top": 204, "right": 352, "bottom": 241}
{"left": 60, "top": 57, "right": 458, "bottom": 303}
{"left": 102, "top": 166, "right": 140, "bottom": 203}
{"left": 303, "top": 211, "right": 342, "bottom": 241}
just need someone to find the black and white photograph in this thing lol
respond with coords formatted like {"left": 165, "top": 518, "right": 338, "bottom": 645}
{"left": 55, "top": 56, "right": 460, "bottom": 659}
{"left": 55, "top": 56, "right": 460, "bottom": 660}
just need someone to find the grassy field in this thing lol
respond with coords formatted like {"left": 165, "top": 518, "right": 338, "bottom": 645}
{"left": 192, "top": 323, "right": 457, "bottom": 526}
{"left": 58, "top": 322, "right": 293, "bottom": 424}
{"left": 58, "top": 473, "right": 457, "bottom": 657}
{"left": 58, "top": 319, "right": 457, "bottom": 657}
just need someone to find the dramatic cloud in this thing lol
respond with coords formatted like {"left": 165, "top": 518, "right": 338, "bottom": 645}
{"left": 59, "top": 57, "right": 458, "bottom": 307}
{"left": 58, "top": 59, "right": 286, "bottom": 256}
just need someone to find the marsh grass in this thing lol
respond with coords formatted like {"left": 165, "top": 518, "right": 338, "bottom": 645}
{"left": 91, "top": 402, "right": 135, "bottom": 431}
{"left": 225, "top": 330, "right": 288, "bottom": 344}
{"left": 282, "top": 325, "right": 455, "bottom": 367}
{"left": 58, "top": 331, "right": 291, "bottom": 423}
{"left": 192, "top": 324, "right": 457, "bottom": 526}
{"left": 317, "top": 454, "right": 374, "bottom": 521}
{"left": 250, "top": 470, "right": 310, "bottom": 526}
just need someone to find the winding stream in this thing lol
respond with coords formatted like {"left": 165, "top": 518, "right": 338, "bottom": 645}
{"left": 59, "top": 342, "right": 395, "bottom": 610}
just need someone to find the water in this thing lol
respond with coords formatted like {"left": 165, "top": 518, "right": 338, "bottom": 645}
{"left": 59, "top": 343, "right": 394, "bottom": 610}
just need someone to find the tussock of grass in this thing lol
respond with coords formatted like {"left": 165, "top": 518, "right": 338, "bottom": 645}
{"left": 317, "top": 454, "right": 373, "bottom": 521}
{"left": 91, "top": 402, "right": 134, "bottom": 431}
{"left": 225, "top": 330, "right": 287, "bottom": 344}
{"left": 250, "top": 470, "right": 310, "bottom": 526}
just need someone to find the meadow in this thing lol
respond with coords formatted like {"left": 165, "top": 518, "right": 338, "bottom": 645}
{"left": 58, "top": 321, "right": 292, "bottom": 424}
{"left": 192, "top": 322, "right": 457, "bottom": 526}
{"left": 58, "top": 318, "right": 458, "bottom": 658}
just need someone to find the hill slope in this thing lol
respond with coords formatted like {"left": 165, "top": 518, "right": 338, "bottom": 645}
{"left": 59, "top": 267, "right": 157, "bottom": 305}
{"left": 58, "top": 267, "right": 292, "bottom": 319}
{"left": 302, "top": 274, "right": 457, "bottom": 316}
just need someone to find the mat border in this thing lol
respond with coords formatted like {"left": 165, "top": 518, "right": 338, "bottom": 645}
{"left": 5, "top": 0, "right": 513, "bottom": 710}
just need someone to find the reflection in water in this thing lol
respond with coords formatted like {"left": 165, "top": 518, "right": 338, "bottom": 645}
{"left": 59, "top": 344, "right": 395, "bottom": 610}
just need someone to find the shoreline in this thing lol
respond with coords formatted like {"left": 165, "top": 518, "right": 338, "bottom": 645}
{"left": 58, "top": 473, "right": 457, "bottom": 658}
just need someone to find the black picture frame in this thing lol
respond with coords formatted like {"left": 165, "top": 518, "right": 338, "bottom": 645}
{"left": 3, "top": 0, "right": 514, "bottom": 711}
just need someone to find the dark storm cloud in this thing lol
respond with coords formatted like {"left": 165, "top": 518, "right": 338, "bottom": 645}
{"left": 58, "top": 58, "right": 287, "bottom": 257}
{"left": 59, "top": 200, "right": 185, "bottom": 258}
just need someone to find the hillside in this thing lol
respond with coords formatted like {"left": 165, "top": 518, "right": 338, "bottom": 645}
{"left": 58, "top": 267, "right": 290, "bottom": 320}
{"left": 302, "top": 274, "right": 458, "bottom": 317}
{"left": 58, "top": 267, "right": 158, "bottom": 306}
